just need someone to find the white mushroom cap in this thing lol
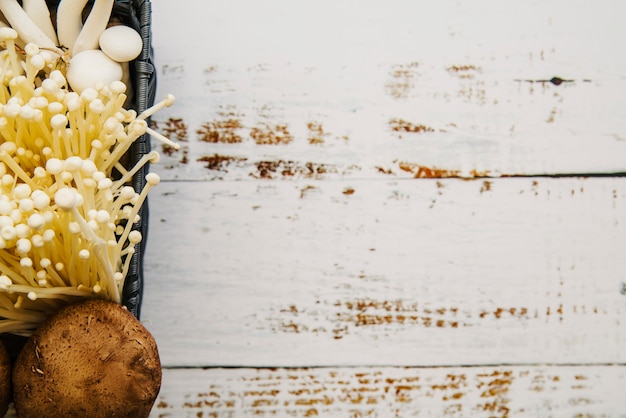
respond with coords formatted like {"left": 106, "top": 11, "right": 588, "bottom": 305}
{"left": 99, "top": 25, "right": 143, "bottom": 63}
{"left": 66, "top": 50, "right": 122, "bottom": 93}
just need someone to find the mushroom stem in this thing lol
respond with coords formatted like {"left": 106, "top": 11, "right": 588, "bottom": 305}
{"left": 0, "top": 27, "right": 22, "bottom": 78}
{"left": 111, "top": 151, "right": 159, "bottom": 189}
{"left": 136, "top": 94, "right": 176, "bottom": 120}
{"left": 22, "top": 0, "right": 58, "bottom": 45}
{"left": 56, "top": 0, "right": 89, "bottom": 50}
{"left": 0, "top": 0, "right": 60, "bottom": 52}
{"left": 54, "top": 188, "right": 120, "bottom": 303}
{"left": 0, "top": 19, "right": 24, "bottom": 48}
{"left": 118, "top": 246, "right": 134, "bottom": 280}
{"left": 114, "top": 173, "right": 159, "bottom": 259}
{"left": 0, "top": 258, "right": 31, "bottom": 287}
{"left": 72, "top": 0, "right": 113, "bottom": 55}
{"left": 0, "top": 302, "right": 46, "bottom": 323}
{"left": 9, "top": 284, "right": 94, "bottom": 298}
{"left": 0, "top": 150, "right": 38, "bottom": 189}
{"left": 71, "top": 209, "right": 119, "bottom": 302}
{"left": 146, "top": 126, "right": 181, "bottom": 150}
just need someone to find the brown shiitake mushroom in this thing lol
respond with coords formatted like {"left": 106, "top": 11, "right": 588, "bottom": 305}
{"left": 0, "top": 339, "right": 10, "bottom": 416}
{"left": 12, "top": 299, "right": 161, "bottom": 418}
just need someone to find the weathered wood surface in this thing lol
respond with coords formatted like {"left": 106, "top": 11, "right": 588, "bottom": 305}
{"left": 138, "top": 0, "right": 626, "bottom": 416}
{"left": 149, "top": 0, "right": 626, "bottom": 181}
{"left": 153, "top": 366, "right": 626, "bottom": 418}
{"left": 141, "top": 178, "right": 626, "bottom": 368}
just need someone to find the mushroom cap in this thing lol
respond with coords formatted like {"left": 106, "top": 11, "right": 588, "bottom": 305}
{"left": 12, "top": 299, "right": 161, "bottom": 418}
{"left": 0, "top": 340, "right": 10, "bottom": 416}
{"left": 66, "top": 50, "right": 123, "bottom": 93}
{"left": 99, "top": 25, "right": 143, "bottom": 63}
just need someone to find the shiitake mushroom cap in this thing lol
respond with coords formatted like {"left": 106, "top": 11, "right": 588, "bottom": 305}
{"left": 0, "top": 340, "right": 10, "bottom": 416}
{"left": 12, "top": 299, "right": 161, "bottom": 418}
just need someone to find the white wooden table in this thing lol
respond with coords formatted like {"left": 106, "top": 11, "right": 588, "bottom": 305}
{"left": 142, "top": 0, "right": 626, "bottom": 416}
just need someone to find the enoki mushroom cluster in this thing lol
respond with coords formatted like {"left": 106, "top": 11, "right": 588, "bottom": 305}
{"left": 0, "top": 27, "right": 176, "bottom": 334}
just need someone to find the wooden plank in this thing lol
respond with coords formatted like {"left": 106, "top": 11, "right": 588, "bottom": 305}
{"left": 140, "top": 177, "right": 626, "bottom": 368}
{"left": 5, "top": 365, "right": 625, "bottom": 417}
{"left": 148, "top": 0, "right": 626, "bottom": 180}
{"left": 151, "top": 366, "right": 626, "bottom": 417}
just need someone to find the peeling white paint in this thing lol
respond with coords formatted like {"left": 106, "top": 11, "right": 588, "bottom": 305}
{"left": 137, "top": 0, "right": 626, "bottom": 416}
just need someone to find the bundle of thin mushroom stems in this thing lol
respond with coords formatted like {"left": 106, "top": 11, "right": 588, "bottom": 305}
{"left": 0, "top": 0, "right": 177, "bottom": 335}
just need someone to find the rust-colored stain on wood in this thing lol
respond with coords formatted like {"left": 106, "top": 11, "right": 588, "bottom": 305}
{"left": 395, "top": 161, "right": 491, "bottom": 179}
{"left": 385, "top": 62, "right": 419, "bottom": 99}
{"left": 153, "top": 117, "right": 189, "bottom": 142}
{"left": 194, "top": 155, "right": 363, "bottom": 179}
{"left": 480, "top": 180, "right": 492, "bottom": 193}
{"left": 151, "top": 117, "right": 189, "bottom": 162}
{"left": 413, "top": 165, "right": 461, "bottom": 179}
{"left": 252, "top": 160, "right": 337, "bottom": 179}
{"left": 266, "top": 296, "right": 610, "bottom": 340}
{"left": 196, "top": 119, "right": 245, "bottom": 143}
{"left": 272, "top": 299, "right": 465, "bottom": 338}
{"left": 251, "top": 122, "right": 294, "bottom": 145}
{"left": 373, "top": 161, "right": 494, "bottom": 178}
{"left": 447, "top": 64, "right": 481, "bottom": 79}
{"left": 477, "top": 370, "right": 512, "bottom": 416}
{"left": 150, "top": 115, "right": 506, "bottom": 179}
{"left": 389, "top": 118, "right": 435, "bottom": 135}
{"left": 197, "top": 154, "right": 247, "bottom": 171}
{"left": 307, "top": 121, "right": 327, "bottom": 145}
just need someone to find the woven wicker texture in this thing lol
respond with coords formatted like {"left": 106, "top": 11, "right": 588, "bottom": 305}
{"left": 111, "top": 0, "right": 156, "bottom": 318}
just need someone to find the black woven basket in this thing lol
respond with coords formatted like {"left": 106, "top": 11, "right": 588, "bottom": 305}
{"left": 112, "top": 0, "right": 157, "bottom": 319}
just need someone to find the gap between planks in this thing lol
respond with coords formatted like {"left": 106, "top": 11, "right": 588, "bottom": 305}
{"left": 161, "top": 362, "right": 626, "bottom": 371}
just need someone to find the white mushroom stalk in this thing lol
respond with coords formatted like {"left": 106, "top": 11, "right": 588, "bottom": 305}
{"left": 22, "top": 0, "right": 58, "bottom": 46}
{"left": 71, "top": 0, "right": 113, "bottom": 55}
{"left": 0, "top": 0, "right": 62, "bottom": 63}
{"left": 56, "top": 0, "right": 89, "bottom": 50}
{"left": 0, "top": 4, "right": 177, "bottom": 334}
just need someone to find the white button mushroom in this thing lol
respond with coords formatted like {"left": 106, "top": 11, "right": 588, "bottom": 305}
{"left": 99, "top": 25, "right": 143, "bottom": 63}
{"left": 66, "top": 49, "right": 123, "bottom": 93}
